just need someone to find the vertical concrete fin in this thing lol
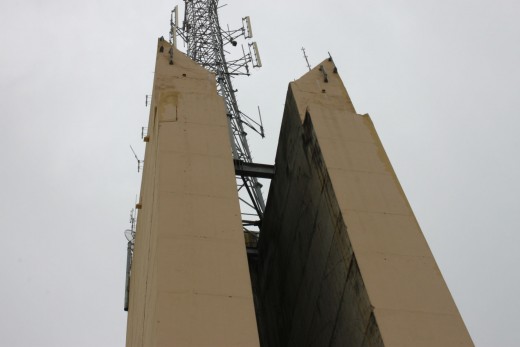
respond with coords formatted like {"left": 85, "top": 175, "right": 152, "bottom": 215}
{"left": 258, "top": 58, "right": 474, "bottom": 347}
{"left": 126, "top": 40, "right": 260, "bottom": 347}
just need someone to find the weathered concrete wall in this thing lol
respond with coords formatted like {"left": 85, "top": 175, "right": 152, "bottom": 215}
{"left": 257, "top": 59, "right": 474, "bottom": 347}
{"left": 126, "top": 40, "right": 260, "bottom": 347}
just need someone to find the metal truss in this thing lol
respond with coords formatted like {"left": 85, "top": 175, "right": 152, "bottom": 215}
{"left": 171, "top": 0, "right": 270, "bottom": 233}
{"left": 123, "top": 208, "right": 136, "bottom": 311}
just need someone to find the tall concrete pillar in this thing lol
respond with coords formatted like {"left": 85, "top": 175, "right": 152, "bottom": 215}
{"left": 257, "top": 59, "right": 474, "bottom": 347}
{"left": 125, "top": 39, "right": 260, "bottom": 347}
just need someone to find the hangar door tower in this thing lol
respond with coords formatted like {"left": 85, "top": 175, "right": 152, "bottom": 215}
{"left": 124, "top": 1, "right": 474, "bottom": 347}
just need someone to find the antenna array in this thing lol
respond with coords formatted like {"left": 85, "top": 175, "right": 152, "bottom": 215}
{"left": 171, "top": 1, "right": 271, "bottom": 233}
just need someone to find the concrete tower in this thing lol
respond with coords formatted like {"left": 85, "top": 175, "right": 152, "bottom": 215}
{"left": 254, "top": 58, "right": 474, "bottom": 347}
{"left": 125, "top": 40, "right": 260, "bottom": 347}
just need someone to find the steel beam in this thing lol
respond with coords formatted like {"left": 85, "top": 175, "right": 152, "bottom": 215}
{"left": 234, "top": 160, "right": 275, "bottom": 179}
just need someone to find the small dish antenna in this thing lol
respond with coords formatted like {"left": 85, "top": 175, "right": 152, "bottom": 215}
{"left": 124, "top": 229, "right": 135, "bottom": 242}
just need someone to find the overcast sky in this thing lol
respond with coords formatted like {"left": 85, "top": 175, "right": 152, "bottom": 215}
{"left": 1, "top": 0, "right": 519, "bottom": 346}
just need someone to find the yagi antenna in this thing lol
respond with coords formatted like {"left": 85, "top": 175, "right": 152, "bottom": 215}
{"left": 130, "top": 145, "right": 143, "bottom": 172}
{"left": 302, "top": 47, "right": 311, "bottom": 71}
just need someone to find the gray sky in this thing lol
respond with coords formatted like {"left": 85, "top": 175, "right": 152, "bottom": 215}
{"left": 1, "top": 0, "right": 518, "bottom": 346}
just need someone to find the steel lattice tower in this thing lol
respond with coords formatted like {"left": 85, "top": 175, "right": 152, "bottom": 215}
{"left": 171, "top": 0, "right": 269, "bottom": 235}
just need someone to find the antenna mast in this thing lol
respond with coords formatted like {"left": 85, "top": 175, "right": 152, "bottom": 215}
{"left": 172, "top": 1, "right": 270, "bottom": 233}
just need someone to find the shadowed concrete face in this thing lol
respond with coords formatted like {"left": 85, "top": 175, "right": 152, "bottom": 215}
{"left": 257, "top": 59, "right": 474, "bottom": 347}
{"left": 125, "top": 40, "right": 260, "bottom": 347}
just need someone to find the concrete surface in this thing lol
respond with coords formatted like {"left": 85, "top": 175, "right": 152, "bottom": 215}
{"left": 125, "top": 39, "right": 260, "bottom": 347}
{"left": 256, "top": 58, "right": 474, "bottom": 347}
